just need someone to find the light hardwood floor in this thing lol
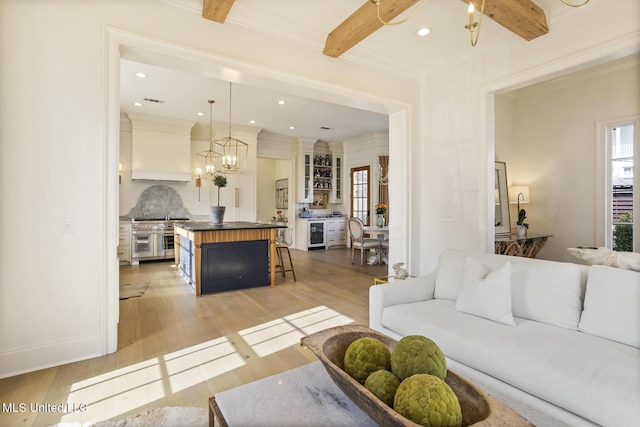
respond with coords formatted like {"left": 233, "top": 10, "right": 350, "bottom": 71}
{"left": 0, "top": 248, "right": 388, "bottom": 426}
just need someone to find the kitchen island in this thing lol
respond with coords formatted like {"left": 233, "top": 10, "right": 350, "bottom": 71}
{"left": 174, "top": 221, "right": 285, "bottom": 296}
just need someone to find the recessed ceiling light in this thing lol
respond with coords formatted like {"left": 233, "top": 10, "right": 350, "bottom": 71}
{"left": 197, "top": 112, "right": 204, "bottom": 116}
{"left": 289, "top": 126, "right": 296, "bottom": 130}
{"left": 249, "top": 120, "right": 256, "bottom": 124}
{"left": 278, "top": 100, "right": 286, "bottom": 105}
{"left": 416, "top": 27, "right": 432, "bottom": 37}
{"left": 135, "top": 72, "right": 147, "bottom": 78}
{"left": 133, "top": 102, "right": 142, "bottom": 107}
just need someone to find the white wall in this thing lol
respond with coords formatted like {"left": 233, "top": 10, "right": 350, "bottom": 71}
{"left": 0, "top": 0, "right": 637, "bottom": 377}
{"left": 497, "top": 56, "right": 640, "bottom": 262}
{"left": 416, "top": 0, "right": 640, "bottom": 274}
{"left": 0, "top": 0, "right": 415, "bottom": 377}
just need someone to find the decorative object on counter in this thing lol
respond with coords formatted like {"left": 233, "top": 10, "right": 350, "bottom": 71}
{"left": 392, "top": 262, "right": 409, "bottom": 279}
{"left": 211, "top": 174, "right": 228, "bottom": 225}
{"left": 375, "top": 203, "right": 387, "bottom": 227}
{"left": 312, "top": 192, "right": 328, "bottom": 209}
{"left": 567, "top": 246, "right": 640, "bottom": 272}
{"left": 516, "top": 209, "right": 528, "bottom": 237}
{"left": 510, "top": 185, "right": 530, "bottom": 237}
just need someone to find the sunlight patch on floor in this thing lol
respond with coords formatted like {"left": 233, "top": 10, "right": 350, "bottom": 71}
{"left": 61, "top": 336, "right": 244, "bottom": 423}
{"left": 239, "top": 305, "right": 353, "bottom": 357}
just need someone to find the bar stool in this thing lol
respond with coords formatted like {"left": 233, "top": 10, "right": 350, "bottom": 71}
{"left": 275, "top": 228, "right": 296, "bottom": 281}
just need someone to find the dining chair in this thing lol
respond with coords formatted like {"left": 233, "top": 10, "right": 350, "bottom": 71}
{"left": 347, "top": 217, "right": 381, "bottom": 265}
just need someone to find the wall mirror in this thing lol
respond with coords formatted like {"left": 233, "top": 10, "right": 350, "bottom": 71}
{"left": 495, "top": 161, "right": 511, "bottom": 238}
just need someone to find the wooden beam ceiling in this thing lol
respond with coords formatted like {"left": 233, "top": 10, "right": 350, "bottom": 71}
{"left": 324, "top": 0, "right": 421, "bottom": 58}
{"left": 323, "top": 0, "right": 549, "bottom": 58}
{"left": 460, "top": 0, "right": 548, "bottom": 42}
{"left": 202, "top": 0, "right": 236, "bottom": 23}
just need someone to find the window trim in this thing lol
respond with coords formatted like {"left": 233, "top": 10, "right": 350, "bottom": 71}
{"left": 596, "top": 115, "right": 639, "bottom": 251}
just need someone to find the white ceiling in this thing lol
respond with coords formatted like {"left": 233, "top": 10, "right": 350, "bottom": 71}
{"left": 120, "top": 0, "right": 578, "bottom": 141}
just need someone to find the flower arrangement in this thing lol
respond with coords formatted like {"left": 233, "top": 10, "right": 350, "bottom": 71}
{"left": 374, "top": 203, "right": 388, "bottom": 215}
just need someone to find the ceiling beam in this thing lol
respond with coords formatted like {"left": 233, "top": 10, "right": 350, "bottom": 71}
{"left": 202, "top": 0, "right": 235, "bottom": 23}
{"left": 460, "top": 0, "right": 548, "bottom": 41}
{"left": 324, "top": 0, "right": 548, "bottom": 58}
{"left": 324, "top": 0, "right": 422, "bottom": 58}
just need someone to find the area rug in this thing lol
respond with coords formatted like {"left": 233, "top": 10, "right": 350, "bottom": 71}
{"left": 119, "top": 282, "right": 150, "bottom": 300}
{"left": 49, "top": 406, "right": 207, "bottom": 427}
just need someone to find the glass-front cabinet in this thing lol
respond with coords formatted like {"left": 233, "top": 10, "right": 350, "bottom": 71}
{"left": 332, "top": 154, "right": 343, "bottom": 203}
{"left": 297, "top": 150, "right": 313, "bottom": 203}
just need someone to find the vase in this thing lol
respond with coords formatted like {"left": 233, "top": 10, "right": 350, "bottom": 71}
{"left": 517, "top": 224, "right": 527, "bottom": 237}
{"left": 210, "top": 206, "right": 226, "bottom": 225}
{"left": 376, "top": 214, "right": 385, "bottom": 227}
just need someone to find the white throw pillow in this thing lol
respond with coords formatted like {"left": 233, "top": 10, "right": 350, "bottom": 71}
{"left": 455, "top": 257, "right": 516, "bottom": 326}
{"left": 578, "top": 265, "right": 640, "bottom": 348}
{"left": 434, "top": 250, "right": 468, "bottom": 300}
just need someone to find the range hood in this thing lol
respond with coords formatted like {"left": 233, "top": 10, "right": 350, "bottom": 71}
{"left": 128, "top": 113, "right": 195, "bottom": 182}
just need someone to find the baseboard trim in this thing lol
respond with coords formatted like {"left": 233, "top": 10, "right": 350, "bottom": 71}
{"left": 0, "top": 334, "right": 103, "bottom": 379}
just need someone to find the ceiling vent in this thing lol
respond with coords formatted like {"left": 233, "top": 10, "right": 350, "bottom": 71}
{"left": 143, "top": 98, "right": 164, "bottom": 103}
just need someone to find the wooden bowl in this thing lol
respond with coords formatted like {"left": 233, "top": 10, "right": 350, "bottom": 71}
{"left": 300, "top": 324, "right": 533, "bottom": 427}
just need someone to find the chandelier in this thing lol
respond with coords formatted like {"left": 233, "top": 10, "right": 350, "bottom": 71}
{"left": 370, "top": 0, "right": 591, "bottom": 47}
{"left": 214, "top": 82, "right": 248, "bottom": 174}
{"left": 196, "top": 99, "right": 224, "bottom": 181}
{"left": 196, "top": 82, "right": 248, "bottom": 177}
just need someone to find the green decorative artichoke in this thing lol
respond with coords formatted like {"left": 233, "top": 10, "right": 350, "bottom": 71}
{"left": 391, "top": 335, "right": 447, "bottom": 381}
{"left": 364, "top": 369, "right": 401, "bottom": 407}
{"left": 394, "top": 374, "right": 462, "bottom": 427}
{"left": 344, "top": 337, "right": 391, "bottom": 384}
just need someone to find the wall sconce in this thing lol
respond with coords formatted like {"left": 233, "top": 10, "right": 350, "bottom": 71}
{"left": 465, "top": 0, "right": 486, "bottom": 47}
{"left": 195, "top": 167, "right": 202, "bottom": 201}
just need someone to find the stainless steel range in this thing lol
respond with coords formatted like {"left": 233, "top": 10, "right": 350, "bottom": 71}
{"left": 131, "top": 218, "right": 188, "bottom": 263}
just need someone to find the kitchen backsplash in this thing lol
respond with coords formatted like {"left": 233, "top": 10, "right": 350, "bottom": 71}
{"left": 121, "top": 185, "right": 192, "bottom": 220}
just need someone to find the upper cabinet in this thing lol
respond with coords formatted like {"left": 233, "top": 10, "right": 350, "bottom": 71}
{"left": 329, "top": 141, "right": 343, "bottom": 204}
{"left": 297, "top": 138, "right": 315, "bottom": 203}
{"left": 297, "top": 139, "right": 344, "bottom": 205}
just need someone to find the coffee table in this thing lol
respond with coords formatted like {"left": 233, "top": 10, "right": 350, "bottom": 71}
{"left": 209, "top": 361, "right": 377, "bottom": 426}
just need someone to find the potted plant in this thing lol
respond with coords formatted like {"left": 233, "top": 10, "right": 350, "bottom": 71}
{"left": 211, "top": 174, "right": 228, "bottom": 225}
{"left": 516, "top": 208, "right": 528, "bottom": 237}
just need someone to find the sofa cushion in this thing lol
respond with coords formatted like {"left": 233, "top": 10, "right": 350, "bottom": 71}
{"left": 454, "top": 257, "right": 515, "bottom": 326}
{"left": 578, "top": 265, "right": 640, "bottom": 348}
{"left": 508, "top": 259, "right": 583, "bottom": 330}
{"left": 381, "top": 299, "right": 640, "bottom": 426}
{"left": 434, "top": 249, "right": 584, "bottom": 330}
{"left": 434, "top": 250, "right": 467, "bottom": 300}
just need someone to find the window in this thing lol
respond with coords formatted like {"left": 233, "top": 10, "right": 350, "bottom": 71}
{"left": 599, "top": 117, "right": 639, "bottom": 252}
{"left": 351, "top": 166, "right": 370, "bottom": 225}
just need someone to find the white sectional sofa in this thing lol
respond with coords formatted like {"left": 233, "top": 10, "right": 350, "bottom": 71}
{"left": 369, "top": 249, "right": 640, "bottom": 426}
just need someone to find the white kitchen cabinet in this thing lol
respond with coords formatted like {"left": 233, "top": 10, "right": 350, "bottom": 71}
{"left": 297, "top": 151, "right": 313, "bottom": 203}
{"left": 118, "top": 222, "right": 132, "bottom": 264}
{"left": 330, "top": 153, "right": 343, "bottom": 204}
{"left": 326, "top": 218, "right": 347, "bottom": 249}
